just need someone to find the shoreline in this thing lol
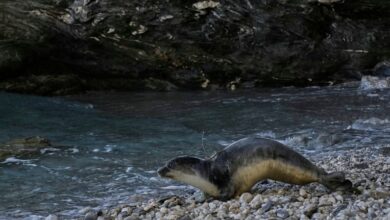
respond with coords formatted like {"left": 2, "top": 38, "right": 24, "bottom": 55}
{"left": 67, "top": 147, "right": 390, "bottom": 220}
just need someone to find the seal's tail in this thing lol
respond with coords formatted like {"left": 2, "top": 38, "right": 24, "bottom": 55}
{"left": 320, "top": 172, "right": 353, "bottom": 191}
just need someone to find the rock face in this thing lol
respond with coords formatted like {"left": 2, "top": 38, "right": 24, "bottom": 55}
{"left": 1, "top": 0, "right": 390, "bottom": 95}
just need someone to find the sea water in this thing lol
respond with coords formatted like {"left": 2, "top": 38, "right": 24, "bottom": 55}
{"left": 0, "top": 85, "right": 389, "bottom": 218}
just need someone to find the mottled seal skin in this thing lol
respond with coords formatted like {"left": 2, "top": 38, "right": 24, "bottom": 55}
{"left": 158, "top": 137, "right": 352, "bottom": 200}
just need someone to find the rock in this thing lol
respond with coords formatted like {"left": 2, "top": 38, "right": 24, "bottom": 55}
{"left": 192, "top": 1, "right": 220, "bottom": 10}
{"left": 299, "top": 188, "right": 308, "bottom": 198}
{"left": 356, "top": 201, "right": 367, "bottom": 212}
{"left": 208, "top": 202, "right": 217, "bottom": 211}
{"left": 143, "top": 201, "right": 158, "bottom": 212}
{"left": 276, "top": 209, "right": 289, "bottom": 219}
{"left": 124, "top": 213, "right": 139, "bottom": 220}
{"left": 319, "top": 195, "right": 334, "bottom": 206}
{"left": 160, "top": 207, "right": 168, "bottom": 214}
{"left": 304, "top": 204, "right": 318, "bottom": 218}
{"left": 334, "top": 194, "right": 344, "bottom": 202}
{"left": 261, "top": 200, "right": 272, "bottom": 213}
{"left": 0, "top": 136, "right": 67, "bottom": 161}
{"left": 239, "top": 192, "right": 253, "bottom": 204}
{"left": 84, "top": 211, "right": 97, "bottom": 220}
{"left": 1, "top": 0, "right": 390, "bottom": 95}
{"left": 121, "top": 207, "right": 133, "bottom": 215}
{"left": 228, "top": 201, "right": 240, "bottom": 214}
{"left": 161, "top": 196, "right": 183, "bottom": 208}
{"left": 373, "top": 61, "right": 390, "bottom": 77}
{"left": 249, "top": 194, "right": 262, "bottom": 209}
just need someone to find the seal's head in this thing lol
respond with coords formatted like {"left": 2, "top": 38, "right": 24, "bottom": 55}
{"left": 157, "top": 156, "right": 201, "bottom": 179}
{"left": 157, "top": 156, "right": 220, "bottom": 197}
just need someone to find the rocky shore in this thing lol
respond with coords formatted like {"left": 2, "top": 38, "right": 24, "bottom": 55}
{"left": 46, "top": 147, "right": 389, "bottom": 220}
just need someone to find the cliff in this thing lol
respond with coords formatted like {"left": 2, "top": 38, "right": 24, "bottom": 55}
{"left": 1, "top": 0, "right": 389, "bottom": 95}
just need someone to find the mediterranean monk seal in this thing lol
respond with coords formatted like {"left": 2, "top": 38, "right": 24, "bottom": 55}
{"left": 157, "top": 137, "right": 353, "bottom": 200}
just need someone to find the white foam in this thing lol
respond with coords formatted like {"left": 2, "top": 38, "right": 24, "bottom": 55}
{"left": 350, "top": 117, "right": 390, "bottom": 131}
{"left": 104, "top": 145, "right": 115, "bottom": 153}
{"left": 255, "top": 131, "right": 276, "bottom": 139}
{"left": 217, "top": 140, "right": 233, "bottom": 146}
{"left": 1, "top": 157, "right": 37, "bottom": 166}
{"left": 68, "top": 147, "right": 80, "bottom": 153}
{"left": 160, "top": 185, "right": 188, "bottom": 190}
{"left": 40, "top": 147, "right": 60, "bottom": 154}
{"left": 359, "top": 76, "right": 390, "bottom": 90}
{"left": 367, "top": 93, "right": 379, "bottom": 97}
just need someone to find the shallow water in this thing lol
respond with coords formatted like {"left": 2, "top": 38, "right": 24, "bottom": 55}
{"left": 0, "top": 85, "right": 390, "bottom": 219}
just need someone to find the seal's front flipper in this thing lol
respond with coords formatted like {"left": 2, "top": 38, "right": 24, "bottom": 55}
{"left": 320, "top": 172, "right": 353, "bottom": 192}
{"left": 219, "top": 184, "right": 235, "bottom": 201}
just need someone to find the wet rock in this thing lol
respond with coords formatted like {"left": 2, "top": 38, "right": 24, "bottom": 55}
{"left": 373, "top": 61, "right": 390, "bottom": 77}
{"left": 144, "top": 78, "right": 177, "bottom": 92}
{"left": 0, "top": 136, "right": 53, "bottom": 161}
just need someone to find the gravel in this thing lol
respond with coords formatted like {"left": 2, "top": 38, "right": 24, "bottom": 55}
{"left": 49, "top": 147, "right": 390, "bottom": 220}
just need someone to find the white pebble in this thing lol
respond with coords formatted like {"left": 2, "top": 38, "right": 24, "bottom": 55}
{"left": 240, "top": 192, "right": 253, "bottom": 204}
{"left": 160, "top": 207, "right": 168, "bottom": 214}
{"left": 299, "top": 188, "right": 308, "bottom": 197}
{"left": 249, "top": 194, "right": 262, "bottom": 209}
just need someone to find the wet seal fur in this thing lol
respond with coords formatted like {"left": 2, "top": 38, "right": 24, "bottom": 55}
{"left": 158, "top": 137, "right": 354, "bottom": 200}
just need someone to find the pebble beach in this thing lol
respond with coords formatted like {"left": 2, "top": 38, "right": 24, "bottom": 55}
{"left": 50, "top": 147, "right": 390, "bottom": 220}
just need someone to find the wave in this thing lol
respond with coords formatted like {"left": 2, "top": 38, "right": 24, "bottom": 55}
{"left": 359, "top": 76, "right": 390, "bottom": 90}
{"left": 1, "top": 157, "right": 37, "bottom": 166}
{"left": 349, "top": 117, "right": 390, "bottom": 132}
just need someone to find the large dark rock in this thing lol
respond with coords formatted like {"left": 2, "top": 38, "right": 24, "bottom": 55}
{"left": 1, "top": 0, "right": 390, "bottom": 95}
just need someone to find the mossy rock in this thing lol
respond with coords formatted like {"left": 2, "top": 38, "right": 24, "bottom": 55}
{"left": 0, "top": 136, "right": 52, "bottom": 161}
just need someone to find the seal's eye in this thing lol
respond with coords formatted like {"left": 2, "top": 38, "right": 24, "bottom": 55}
{"left": 167, "top": 161, "right": 176, "bottom": 169}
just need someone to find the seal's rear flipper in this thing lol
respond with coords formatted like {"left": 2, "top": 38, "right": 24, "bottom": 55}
{"left": 320, "top": 172, "right": 353, "bottom": 192}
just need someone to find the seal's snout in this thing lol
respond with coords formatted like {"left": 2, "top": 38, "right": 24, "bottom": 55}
{"left": 157, "top": 166, "right": 170, "bottom": 177}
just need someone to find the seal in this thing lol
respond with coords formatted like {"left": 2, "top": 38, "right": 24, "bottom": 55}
{"left": 157, "top": 137, "right": 353, "bottom": 200}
